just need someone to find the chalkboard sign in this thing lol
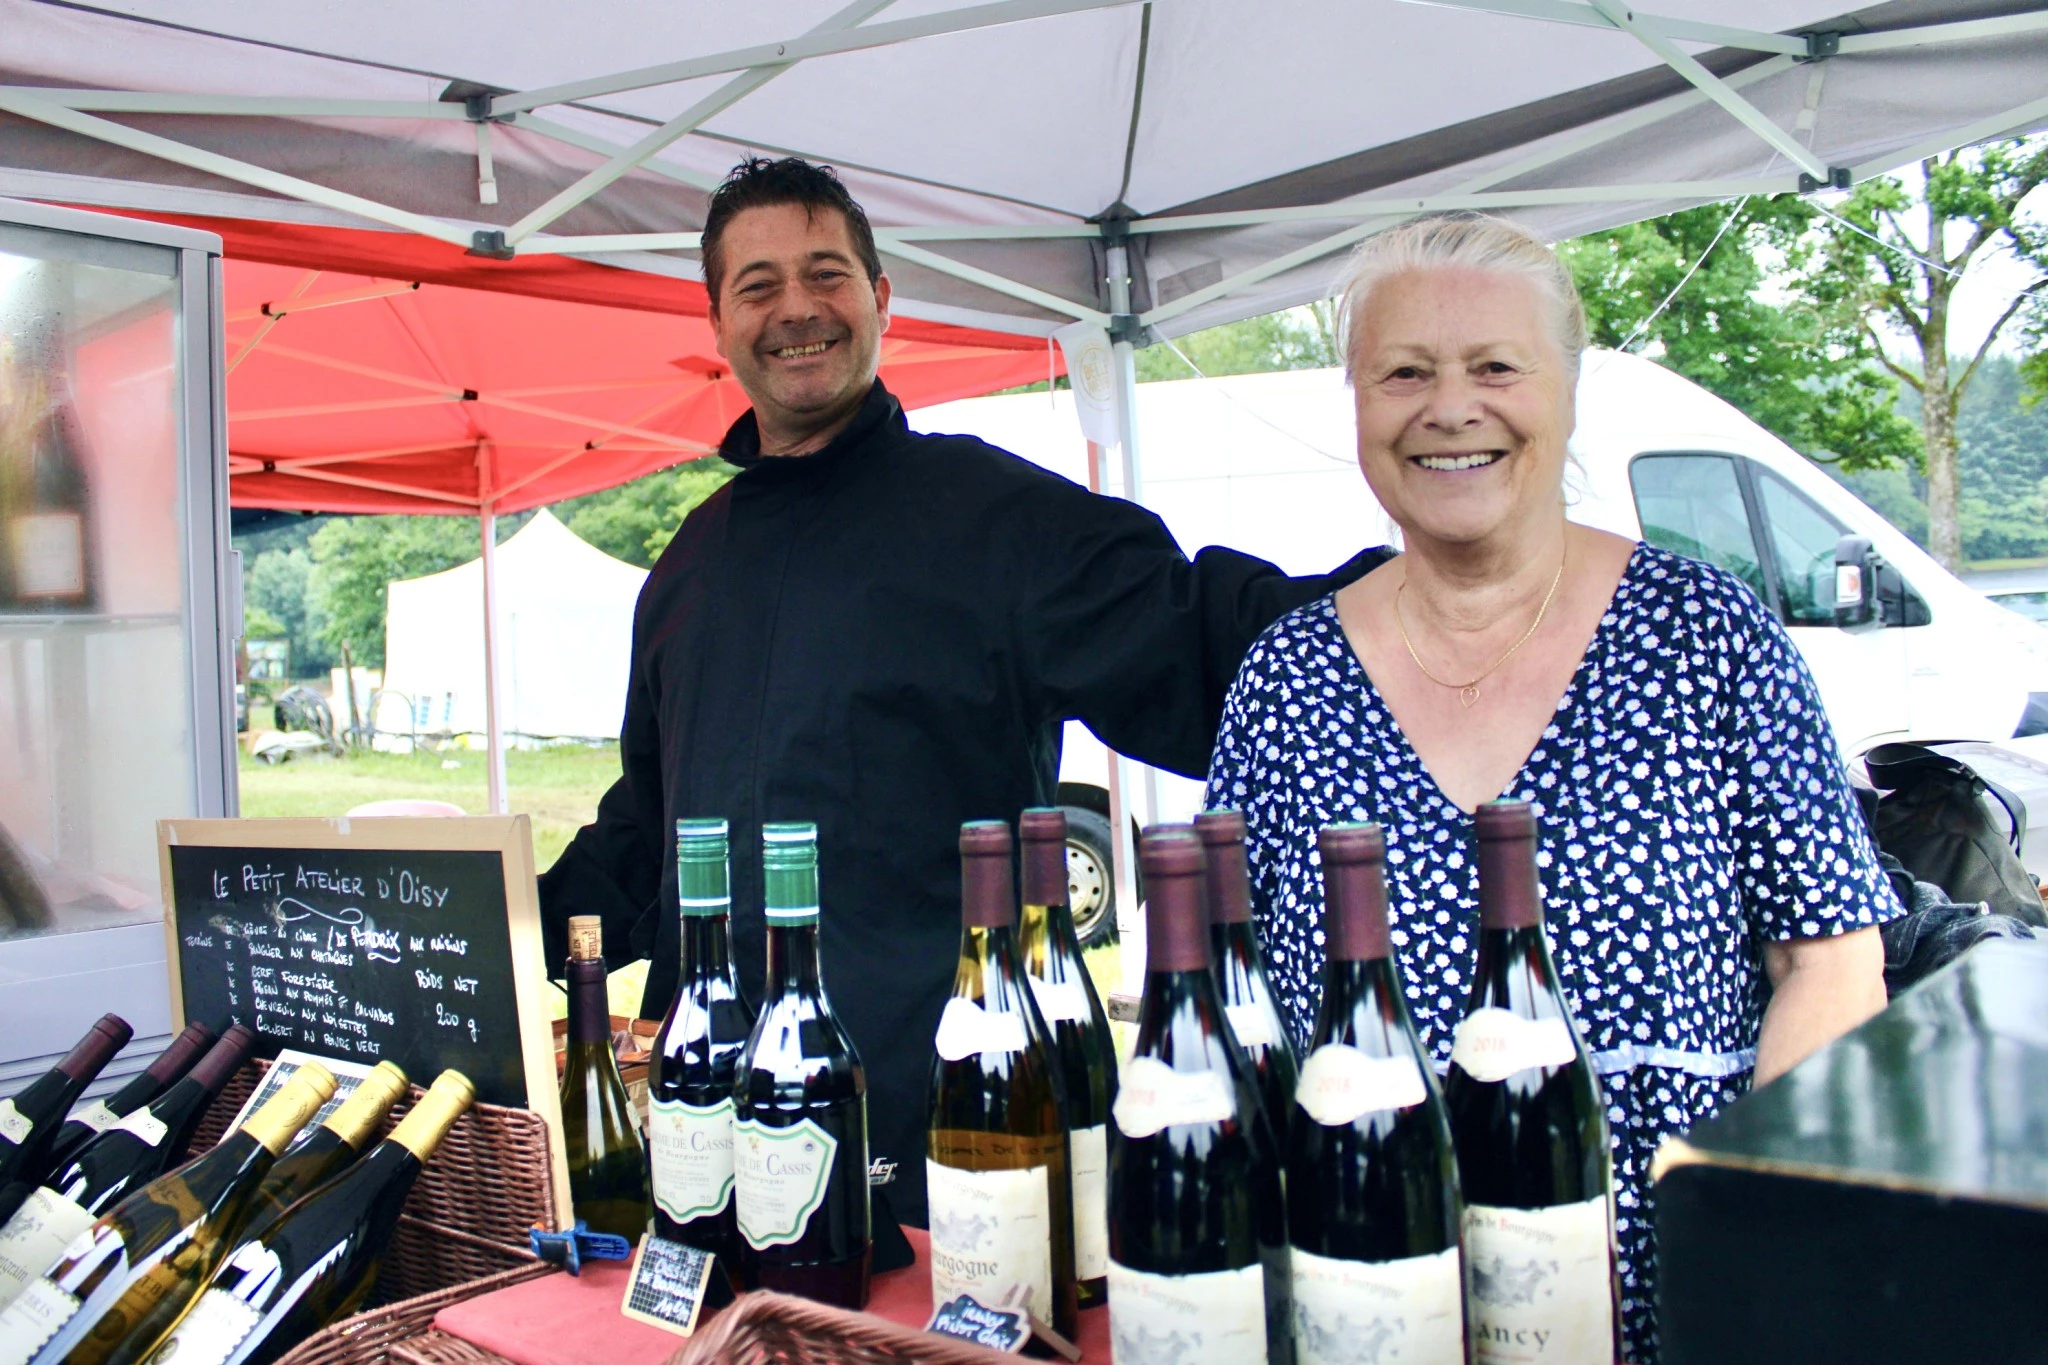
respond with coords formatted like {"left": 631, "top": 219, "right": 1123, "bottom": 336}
{"left": 618, "top": 1237, "right": 715, "bottom": 1338}
{"left": 158, "top": 816, "right": 568, "bottom": 1219}
{"left": 925, "top": 1294, "right": 1031, "bottom": 1353}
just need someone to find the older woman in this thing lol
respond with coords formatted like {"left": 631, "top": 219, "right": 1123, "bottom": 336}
{"left": 1205, "top": 214, "right": 1897, "bottom": 1362}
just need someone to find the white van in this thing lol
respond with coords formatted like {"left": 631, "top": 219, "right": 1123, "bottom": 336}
{"left": 911, "top": 349, "right": 2048, "bottom": 927}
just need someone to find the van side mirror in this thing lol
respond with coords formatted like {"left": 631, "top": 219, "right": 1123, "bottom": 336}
{"left": 1835, "top": 534, "right": 1877, "bottom": 627}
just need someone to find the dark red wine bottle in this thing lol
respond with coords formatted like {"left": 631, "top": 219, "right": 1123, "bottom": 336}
{"left": 1195, "top": 812, "right": 1299, "bottom": 1134}
{"left": 0, "top": 1018, "right": 132, "bottom": 1209}
{"left": 1107, "top": 828, "right": 1290, "bottom": 1364}
{"left": 1442, "top": 801, "right": 1617, "bottom": 1363}
{"left": 34, "top": 1026, "right": 216, "bottom": 1190}
{"left": 1287, "top": 824, "right": 1465, "bottom": 1363}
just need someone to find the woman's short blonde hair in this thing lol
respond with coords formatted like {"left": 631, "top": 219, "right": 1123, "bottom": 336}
{"left": 1336, "top": 213, "right": 1589, "bottom": 384}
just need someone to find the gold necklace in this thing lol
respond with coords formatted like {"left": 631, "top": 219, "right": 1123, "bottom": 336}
{"left": 1394, "top": 553, "right": 1566, "bottom": 708}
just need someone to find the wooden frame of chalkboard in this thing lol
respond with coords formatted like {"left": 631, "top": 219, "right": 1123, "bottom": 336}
{"left": 157, "top": 815, "right": 571, "bottom": 1225}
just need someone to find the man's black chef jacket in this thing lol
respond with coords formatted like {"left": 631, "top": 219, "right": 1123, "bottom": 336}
{"left": 540, "top": 380, "right": 1389, "bottom": 1227}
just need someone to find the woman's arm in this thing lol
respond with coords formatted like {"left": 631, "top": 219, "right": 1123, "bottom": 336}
{"left": 1754, "top": 926, "right": 1888, "bottom": 1085}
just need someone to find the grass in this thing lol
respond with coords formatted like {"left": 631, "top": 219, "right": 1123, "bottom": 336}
{"left": 1964, "top": 555, "right": 2048, "bottom": 573}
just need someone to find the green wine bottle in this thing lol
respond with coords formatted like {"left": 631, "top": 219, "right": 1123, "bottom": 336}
{"left": 560, "top": 917, "right": 652, "bottom": 1241}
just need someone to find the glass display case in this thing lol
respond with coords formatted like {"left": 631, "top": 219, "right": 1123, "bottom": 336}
{"left": 0, "top": 200, "right": 234, "bottom": 1088}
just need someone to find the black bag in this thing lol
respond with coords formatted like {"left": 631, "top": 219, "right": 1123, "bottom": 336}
{"left": 1863, "top": 742, "right": 2048, "bottom": 928}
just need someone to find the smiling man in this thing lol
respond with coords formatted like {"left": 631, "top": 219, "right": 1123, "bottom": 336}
{"left": 539, "top": 157, "right": 1390, "bottom": 1249}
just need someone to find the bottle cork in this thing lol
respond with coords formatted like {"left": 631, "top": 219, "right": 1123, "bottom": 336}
{"left": 567, "top": 915, "right": 604, "bottom": 962}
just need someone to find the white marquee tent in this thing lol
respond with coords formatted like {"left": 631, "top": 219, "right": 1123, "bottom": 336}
{"left": 379, "top": 509, "right": 644, "bottom": 746}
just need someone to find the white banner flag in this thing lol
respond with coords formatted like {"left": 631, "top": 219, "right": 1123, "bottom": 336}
{"left": 1054, "top": 320, "right": 1120, "bottom": 450}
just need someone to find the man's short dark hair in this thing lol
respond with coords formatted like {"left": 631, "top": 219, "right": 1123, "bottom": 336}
{"left": 701, "top": 157, "right": 883, "bottom": 309}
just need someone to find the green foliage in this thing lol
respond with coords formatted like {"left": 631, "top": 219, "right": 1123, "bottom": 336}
{"left": 1135, "top": 305, "right": 1340, "bottom": 382}
{"left": 242, "top": 603, "right": 287, "bottom": 641}
{"left": 551, "top": 459, "right": 736, "bottom": 567}
{"left": 1561, "top": 198, "right": 1919, "bottom": 472}
{"left": 306, "top": 515, "right": 496, "bottom": 670}
{"left": 242, "top": 547, "right": 333, "bottom": 677}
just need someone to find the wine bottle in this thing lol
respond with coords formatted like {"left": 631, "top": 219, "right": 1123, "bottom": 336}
{"left": 0, "top": 1029, "right": 254, "bottom": 1311}
{"left": 926, "top": 820, "right": 1078, "bottom": 1339}
{"left": 137, "top": 1072, "right": 476, "bottom": 1365}
{"left": 1108, "top": 828, "right": 1290, "bottom": 1365}
{"left": 1195, "top": 812, "right": 1299, "bottom": 1136}
{"left": 0, "top": 1063, "right": 336, "bottom": 1365}
{"left": 1015, "top": 808, "right": 1114, "bottom": 1313}
{"left": 648, "top": 820, "right": 754, "bottom": 1295}
{"left": 1287, "top": 824, "right": 1464, "bottom": 1365}
{"left": 0, "top": 1018, "right": 133, "bottom": 1207}
{"left": 33, "top": 1026, "right": 217, "bottom": 1195}
{"left": 560, "top": 917, "right": 652, "bottom": 1242}
{"left": 2, "top": 313, "right": 97, "bottom": 615}
{"left": 1442, "top": 801, "right": 1617, "bottom": 1365}
{"left": 733, "top": 822, "right": 870, "bottom": 1310}
{"left": 232, "top": 1063, "right": 408, "bottom": 1248}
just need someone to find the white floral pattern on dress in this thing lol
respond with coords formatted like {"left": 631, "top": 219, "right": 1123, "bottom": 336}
{"left": 1205, "top": 544, "right": 1901, "bottom": 1365}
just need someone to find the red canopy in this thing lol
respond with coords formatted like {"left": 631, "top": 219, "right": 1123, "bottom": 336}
{"left": 123, "top": 214, "right": 1059, "bottom": 515}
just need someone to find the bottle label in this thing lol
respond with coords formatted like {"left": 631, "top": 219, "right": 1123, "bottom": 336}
{"left": 0, "top": 1188, "right": 96, "bottom": 1307}
{"left": 1112, "top": 1057, "right": 1234, "bottom": 1139}
{"left": 1225, "top": 1003, "right": 1276, "bottom": 1049}
{"left": 0, "top": 1101, "right": 32, "bottom": 1147}
{"left": 648, "top": 1097, "right": 735, "bottom": 1223}
{"left": 933, "top": 998, "right": 1028, "bottom": 1063}
{"left": 734, "top": 1117, "right": 839, "bottom": 1250}
{"left": 115, "top": 1106, "right": 172, "bottom": 1148}
{"left": 1069, "top": 1124, "right": 1108, "bottom": 1282}
{"left": 1025, "top": 973, "right": 1091, "bottom": 1024}
{"left": 1295, "top": 1045, "right": 1427, "bottom": 1127}
{"left": 1449, "top": 1008, "right": 1576, "bottom": 1083}
{"left": 0, "top": 1272, "right": 84, "bottom": 1361}
{"left": 925, "top": 1159, "right": 1054, "bottom": 1325}
{"left": 15, "top": 514, "right": 86, "bottom": 599}
{"left": 1108, "top": 1260, "right": 1268, "bottom": 1364}
{"left": 1464, "top": 1198, "right": 1615, "bottom": 1363}
{"left": 1290, "top": 1244, "right": 1463, "bottom": 1365}
{"left": 142, "top": 1287, "right": 260, "bottom": 1365}
{"left": 70, "top": 1102, "right": 119, "bottom": 1136}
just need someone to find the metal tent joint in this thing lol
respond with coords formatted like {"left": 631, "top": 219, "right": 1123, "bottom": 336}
{"left": 468, "top": 229, "right": 516, "bottom": 260}
{"left": 1799, "top": 166, "right": 1853, "bottom": 192}
{"left": 1108, "top": 313, "right": 1150, "bottom": 347}
{"left": 1802, "top": 30, "right": 1842, "bottom": 61}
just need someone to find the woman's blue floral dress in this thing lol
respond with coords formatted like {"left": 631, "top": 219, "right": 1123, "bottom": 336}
{"left": 1205, "top": 544, "right": 1901, "bottom": 1363}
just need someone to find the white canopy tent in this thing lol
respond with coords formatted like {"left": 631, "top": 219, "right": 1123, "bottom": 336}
{"left": 379, "top": 509, "right": 645, "bottom": 749}
{"left": 7, "top": 0, "right": 2042, "bottom": 887}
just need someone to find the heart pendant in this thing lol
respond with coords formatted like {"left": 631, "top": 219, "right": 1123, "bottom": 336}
{"left": 1459, "top": 686, "right": 1480, "bottom": 708}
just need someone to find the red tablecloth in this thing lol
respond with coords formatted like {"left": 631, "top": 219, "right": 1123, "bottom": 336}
{"left": 433, "top": 1231, "right": 1113, "bottom": 1364}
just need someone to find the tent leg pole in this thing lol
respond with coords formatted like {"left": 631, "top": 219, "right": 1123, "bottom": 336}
{"left": 480, "top": 504, "right": 510, "bottom": 816}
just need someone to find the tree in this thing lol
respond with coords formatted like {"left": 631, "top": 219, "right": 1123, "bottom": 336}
{"left": 1135, "top": 305, "right": 1340, "bottom": 382}
{"left": 1804, "top": 137, "right": 2048, "bottom": 569}
{"left": 1562, "top": 197, "right": 1918, "bottom": 472}
{"left": 306, "top": 515, "right": 495, "bottom": 669}
{"left": 552, "top": 459, "right": 735, "bottom": 567}
{"left": 242, "top": 547, "right": 333, "bottom": 677}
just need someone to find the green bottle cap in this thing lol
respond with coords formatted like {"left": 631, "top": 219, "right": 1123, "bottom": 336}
{"left": 762, "top": 822, "right": 819, "bottom": 924}
{"left": 677, "top": 818, "right": 731, "bottom": 916}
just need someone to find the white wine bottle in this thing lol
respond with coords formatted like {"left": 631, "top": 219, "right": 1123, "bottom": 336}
{"left": 559, "top": 918, "right": 651, "bottom": 1241}
{"left": 0, "top": 1064, "right": 336, "bottom": 1365}
{"left": 926, "top": 821, "right": 1077, "bottom": 1340}
{"left": 232, "top": 1064, "right": 408, "bottom": 1247}
{"left": 139, "top": 1072, "right": 476, "bottom": 1365}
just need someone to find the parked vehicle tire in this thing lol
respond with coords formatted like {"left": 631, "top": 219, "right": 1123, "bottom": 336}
{"left": 1061, "top": 805, "right": 1118, "bottom": 948}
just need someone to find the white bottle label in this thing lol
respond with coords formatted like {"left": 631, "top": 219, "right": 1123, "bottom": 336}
{"left": 933, "top": 998, "right": 1029, "bottom": 1063}
{"left": 14, "top": 514, "right": 85, "bottom": 599}
{"left": 0, "top": 1190, "right": 95, "bottom": 1309}
{"left": 1295, "top": 1045, "right": 1427, "bottom": 1127}
{"left": 142, "top": 1287, "right": 261, "bottom": 1365}
{"left": 1069, "top": 1123, "right": 1108, "bottom": 1282}
{"left": 734, "top": 1117, "right": 839, "bottom": 1250}
{"left": 1449, "top": 1008, "right": 1576, "bottom": 1084}
{"left": 1108, "top": 1260, "right": 1268, "bottom": 1364}
{"left": 1464, "top": 1197, "right": 1615, "bottom": 1363}
{"left": 1226, "top": 1003, "right": 1276, "bottom": 1049}
{"left": 1113, "top": 1057, "right": 1235, "bottom": 1139}
{"left": 1290, "top": 1244, "right": 1464, "bottom": 1365}
{"left": 926, "top": 1160, "right": 1054, "bottom": 1324}
{"left": 69, "top": 1103, "right": 119, "bottom": 1136}
{"left": 114, "top": 1107, "right": 170, "bottom": 1149}
{"left": 0, "top": 1103, "right": 31, "bottom": 1147}
{"left": 0, "top": 1273, "right": 84, "bottom": 1365}
{"left": 1025, "top": 973, "right": 1092, "bottom": 1024}
{"left": 647, "top": 1097, "right": 734, "bottom": 1223}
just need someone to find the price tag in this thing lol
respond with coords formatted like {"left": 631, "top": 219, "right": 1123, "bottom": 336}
{"left": 618, "top": 1236, "right": 715, "bottom": 1338}
{"left": 924, "top": 1288, "right": 1079, "bottom": 1360}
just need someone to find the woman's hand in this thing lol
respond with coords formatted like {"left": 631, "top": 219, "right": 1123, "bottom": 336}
{"left": 1754, "top": 925, "right": 1888, "bottom": 1085}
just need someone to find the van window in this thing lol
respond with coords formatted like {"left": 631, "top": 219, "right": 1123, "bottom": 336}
{"left": 1628, "top": 455, "right": 1768, "bottom": 602}
{"left": 1753, "top": 470, "right": 1845, "bottom": 626}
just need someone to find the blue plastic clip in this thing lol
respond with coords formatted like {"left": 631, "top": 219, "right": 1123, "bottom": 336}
{"left": 528, "top": 1220, "right": 634, "bottom": 1276}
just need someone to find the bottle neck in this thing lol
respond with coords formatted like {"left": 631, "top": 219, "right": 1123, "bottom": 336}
{"left": 1212, "top": 919, "right": 1262, "bottom": 965}
{"left": 566, "top": 959, "right": 612, "bottom": 1045}
{"left": 681, "top": 912, "right": 738, "bottom": 986}
{"left": 1320, "top": 957, "right": 1405, "bottom": 1023}
{"left": 1470, "top": 924, "right": 1558, "bottom": 1002}
{"left": 766, "top": 918, "right": 824, "bottom": 998}
{"left": 387, "top": 1081, "right": 472, "bottom": 1165}
{"left": 1143, "top": 869, "right": 1210, "bottom": 975}
{"left": 1476, "top": 832, "right": 1542, "bottom": 931}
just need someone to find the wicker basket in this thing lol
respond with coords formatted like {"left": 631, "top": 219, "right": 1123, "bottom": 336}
{"left": 271, "top": 1265, "right": 550, "bottom": 1365}
{"left": 188, "top": 1060, "right": 552, "bottom": 1309}
{"left": 671, "top": 1292, "right": 1022, "bottom": 1365}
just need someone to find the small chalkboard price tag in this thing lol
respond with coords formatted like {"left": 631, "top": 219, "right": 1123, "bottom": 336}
{"left": 924, "top": 1288, "right": 1079, "bottom": 1360}
{"left": 619, "top": 1236, "right": 716, "bottom": 1338}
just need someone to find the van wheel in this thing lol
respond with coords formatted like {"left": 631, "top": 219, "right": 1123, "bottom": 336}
{"left": 1062, "top": 806, "right": 1118, "bottom": 948}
